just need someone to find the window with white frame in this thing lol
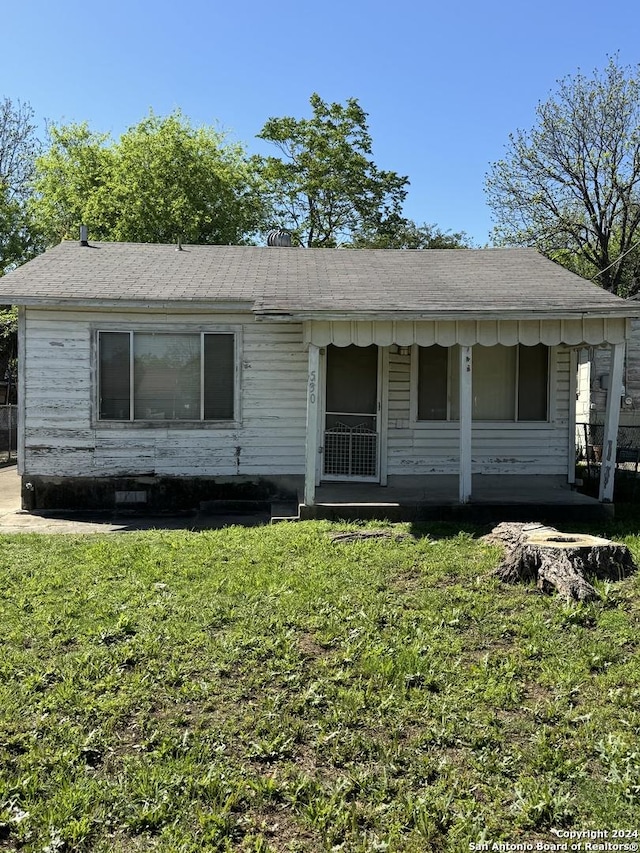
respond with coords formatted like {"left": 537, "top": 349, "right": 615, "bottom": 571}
{"left": 417, "top": 344, "right": 549, "bottom": 422}
{"left": 98, "top": 331, "right": 236, "bottom": 422}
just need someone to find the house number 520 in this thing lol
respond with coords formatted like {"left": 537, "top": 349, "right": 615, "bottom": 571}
{"left": 309, "top": 370, "right": 316, "bottom": 403}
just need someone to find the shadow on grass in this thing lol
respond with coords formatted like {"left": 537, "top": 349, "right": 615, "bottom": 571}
{"left": 408, "top": 520, "right": 490, "bottom": 541}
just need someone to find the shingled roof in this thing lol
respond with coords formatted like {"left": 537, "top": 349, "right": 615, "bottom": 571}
{"left": 0, "top": 240, "right": 635, "bottom": 319}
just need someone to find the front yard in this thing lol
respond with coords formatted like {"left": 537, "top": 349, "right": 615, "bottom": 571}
{"left": 1, "top": 521, "right": 639, "bottom": 851}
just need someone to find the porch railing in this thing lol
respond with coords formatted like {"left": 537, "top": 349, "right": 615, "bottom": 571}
{"left": 578, "top": 422, "right": 640, "bottom": 478}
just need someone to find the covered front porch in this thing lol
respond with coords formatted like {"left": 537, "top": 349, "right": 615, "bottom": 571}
{"left": 300, "top": 317, "right": 630, "bottom": 516}
{"left": 299, "top": 474, "right": 607, "bottom": 522}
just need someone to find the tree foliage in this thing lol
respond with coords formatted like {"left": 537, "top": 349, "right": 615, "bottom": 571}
{"left": 258, "top": 94, "right": 409, "bottom": 247}
{"left": 352, "top": 218, "right": 472, "bottom": 249}
{"left": 0, "top": 97, "right": 41, "bottom": 275}
{"left": 0, "top": 97, "right": 41, "bottom": 385}
{"left": 486, "top": 58, "right": 640, "bottom": 295}
{"left": 31, "top": 111, "right": 268, "bottom": 246}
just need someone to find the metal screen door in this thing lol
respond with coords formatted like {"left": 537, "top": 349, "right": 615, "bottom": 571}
{"left": 323, "top": 344, "right": 379, "bottom": 480}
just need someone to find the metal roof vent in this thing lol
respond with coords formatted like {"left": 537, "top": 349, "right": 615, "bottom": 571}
{"left": 267, "top": 229, "right": 292, "bottom": 248}
{"left": 79, "top": 225, "right": 89, "bottom": 247}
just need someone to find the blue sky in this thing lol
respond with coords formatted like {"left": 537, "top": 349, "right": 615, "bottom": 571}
{"left": 3, "top": 0, "right": 639, "bottom": 245}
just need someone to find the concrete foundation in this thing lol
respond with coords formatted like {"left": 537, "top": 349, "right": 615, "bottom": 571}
{"left": 20, "top": 474, "right": 304, "bottom": 513}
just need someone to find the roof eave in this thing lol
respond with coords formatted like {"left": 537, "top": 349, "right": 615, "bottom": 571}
{"left": 8, "top": 297, "right": 256, "bottom": 312}
{"left": 270, "top": 307, "right": 640, "bottom": 322}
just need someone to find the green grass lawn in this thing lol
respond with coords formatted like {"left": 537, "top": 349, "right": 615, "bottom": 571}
{"left": 1, "top": 520, "right": 639, "bottom": 852}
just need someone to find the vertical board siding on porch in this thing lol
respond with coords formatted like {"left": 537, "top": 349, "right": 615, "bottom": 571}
{"left": 589, "top": 319, "right": 640, "bottom": 425}
{"left": 386, "top": 346, "right": 571, "bottom": 475}
{"left": 23, "top": 310, "right": 308, "bottom": 478}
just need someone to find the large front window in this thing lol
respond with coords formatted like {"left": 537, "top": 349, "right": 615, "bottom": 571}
{"left": 417, "top": 344, "right": 549, "bottom": 422}
{"left": 98, "top": 331, "right": 236, "bottom": 421}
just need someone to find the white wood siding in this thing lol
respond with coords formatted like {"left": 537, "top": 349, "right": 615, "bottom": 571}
{"left": 23, "top": 309, "right": 308, "bottom": 477}
{"left": 590, "top": 319, "right": 640, "bottom": 426}
{"left": 386, "top": 347, "right": 571, "bottom": 476}
{"left": 24, "top": 312, "right": 573, "bottom": 480}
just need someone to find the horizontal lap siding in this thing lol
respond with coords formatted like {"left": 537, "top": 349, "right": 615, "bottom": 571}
{"left": 387, "top": 347, "right": 570, "bottom": 475}
{"left": 24, "top": 310, "right": 307, "bottom": 477}
{"left": 24, "top": 315, "right": 92, "bottom": 472}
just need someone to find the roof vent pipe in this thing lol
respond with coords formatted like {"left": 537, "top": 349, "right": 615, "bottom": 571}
{"left": 79, "top": 225, "right": 89, "bottom": 247}
{"left": 267, "top": 229, "right": 292, "bottom": 248}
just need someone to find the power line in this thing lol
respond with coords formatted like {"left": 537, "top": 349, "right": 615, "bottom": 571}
{"left": 590, "top": 236, "right": 640, "bottom": 283}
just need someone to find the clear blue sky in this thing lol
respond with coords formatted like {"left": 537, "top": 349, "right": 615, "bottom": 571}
{"left": 3, "top": 0, "right": 639, "bottom": 245}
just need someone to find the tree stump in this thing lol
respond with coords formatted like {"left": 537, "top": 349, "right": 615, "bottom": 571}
{"left": 483, "top": 522, "right": 637, "bottom": 602}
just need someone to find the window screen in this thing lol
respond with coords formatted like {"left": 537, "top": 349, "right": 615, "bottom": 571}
{"left": 98, "top": 331, "right": 235, "bottom": 422}
{"left": 418, "top": 345, "right": 449, "bottom": 420}
{"left": 473, "top": 345, "right": 516, "bottom": 421}
{"left": 99, "top": 332, "right": 131, "bottom": 420}
{"left": 416, "top": 344, "right": 548, "bottom": 422}
{"left": 204, "top": 333, "right": 235, "bottom": 420}
{"left": 517, "top": 344, "right": 548, "bottom": 421}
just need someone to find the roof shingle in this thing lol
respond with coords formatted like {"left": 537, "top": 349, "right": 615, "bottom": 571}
{"left": 0, "top": 241, "right": 635, "bottom": 318}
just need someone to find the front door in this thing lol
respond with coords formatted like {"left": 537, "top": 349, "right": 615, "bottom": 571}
{"left": 323, "top": 344, "right": 379, "bottom": 481}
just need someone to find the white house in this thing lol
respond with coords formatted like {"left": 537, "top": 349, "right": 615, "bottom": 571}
{"left": 0, "top": 239, "right": 636, "bottom": 518}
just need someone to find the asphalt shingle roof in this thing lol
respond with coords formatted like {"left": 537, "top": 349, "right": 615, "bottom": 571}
{"left": 0, "top": 240, "right": 635, "bottom": 318}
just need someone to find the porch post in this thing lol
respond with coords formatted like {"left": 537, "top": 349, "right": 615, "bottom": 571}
{"left": 599, "top": 341, "right": 625, "bottom": 503}
{"left": 17, "top": 307, "right": 26, "bottom": 476}
{"left": 304, "top": 344, "right": 320, "bottom": 506}
{"left": 459, "top": 345, "right": 472, "bottom": 503}
{"left": 567, "top": 349, "right": 578, "bottom": 485}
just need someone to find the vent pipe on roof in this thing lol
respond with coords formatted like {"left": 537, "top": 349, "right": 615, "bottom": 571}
{"left": 267, "top": 229, "right": 292, "bottom": 248}
{"left": 79, "top": 225, "right": 89, "bottom": 247}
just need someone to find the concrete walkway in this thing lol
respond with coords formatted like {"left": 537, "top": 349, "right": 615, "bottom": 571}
{"left": 0, "top": 463, "right": 20, "bottom": 514}
{"left": 0, "top": 464, "right": 270, "bottom": 533}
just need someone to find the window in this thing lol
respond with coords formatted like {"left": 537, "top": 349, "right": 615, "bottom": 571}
{"left": 418, "top": 345, "right": 457, "bottom": 421}
{"left": 417, "top": 344, "right": 549, "bottom": 422}
{"left": 98, "top": 331, "right": 236, "bottom": 422}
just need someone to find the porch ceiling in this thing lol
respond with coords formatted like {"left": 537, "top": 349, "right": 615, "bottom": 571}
{"left": 303, "top": 317, "right": 629, "bottom": 348}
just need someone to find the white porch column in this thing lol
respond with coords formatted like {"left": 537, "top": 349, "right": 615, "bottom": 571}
{"left": 599, "top": 341, "right": 625, "bottom": 503}
{"left": 459, "top": 345, "right": 473, "bottom": 503}
{"left": 567, "top": 349, "right": 578, "bottom": 485}
{"left": 304, "top": 344, "right": 321, "bottom": 506}
{"left": 17, "top": 307, "right": 26, "bottom": 476}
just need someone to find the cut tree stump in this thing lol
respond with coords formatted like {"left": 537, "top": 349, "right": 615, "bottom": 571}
{"left": 483, "top": 522, "right": 637, "bottom": 602}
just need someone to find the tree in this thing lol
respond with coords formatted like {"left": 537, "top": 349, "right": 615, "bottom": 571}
{"left": 0, "top": 97, "right": 42, "bottom": 392}
{"left": 486, "top": 58, "right": 640, "bottom": 295}
{"left": 29, "top": 122, "right": 112, "bottom": 245}
{"left": 352, "top": 218, "right": 473, "bottom": 249}
{"left": 0, "top": 97, "right": 41, "bottom": 275}
{"left": 31, "top": 111, "right": 268, "bottom": 246}
{"left": 258, "top": 93, "right": 409, "bottom": 247}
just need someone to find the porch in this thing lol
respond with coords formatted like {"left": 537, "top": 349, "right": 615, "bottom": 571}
{"left": 303, "top": 320, "right": 631, "bottom": 511}
{"left": 299, "top": 475, "right": 609, "bottom": 522}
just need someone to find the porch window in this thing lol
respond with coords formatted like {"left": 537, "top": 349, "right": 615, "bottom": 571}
{"left": 98, "top": 331, "right": 236, "bottom": 421}
{"left": 417, "top": 344, "right": 548, "bottom": 422}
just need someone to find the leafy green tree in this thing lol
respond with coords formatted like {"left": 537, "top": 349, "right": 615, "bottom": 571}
{"left": 29, "top": 122, "right": 112, "bottom": 245}
{"left": 486, "top": 57, "right": 640, "bottom": 295}
{"left": 0, "top": 305, "right": 17, "bottom": 393}
{"left": 31, "top": 111, "right": 268, "bottom": 246}
{"left": 352, "top": 218, "right": 472, "bottom": 249}
{"left": 0, "top": 97, "right": 42, "bottom": 390}
{"left": 0, "top": 97, "right": 41, "bottom": 275}
{"left": 258, "top": 93, "right": 409, "bottom": 247}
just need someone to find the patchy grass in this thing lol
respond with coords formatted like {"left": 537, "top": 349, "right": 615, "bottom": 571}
{"left": 0, "top": 520, "right": 639, "bottom": 851}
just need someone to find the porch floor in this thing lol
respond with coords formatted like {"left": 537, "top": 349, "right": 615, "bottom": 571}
{"left": 300, "top": 475, "right": 609, "bottom": 523}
